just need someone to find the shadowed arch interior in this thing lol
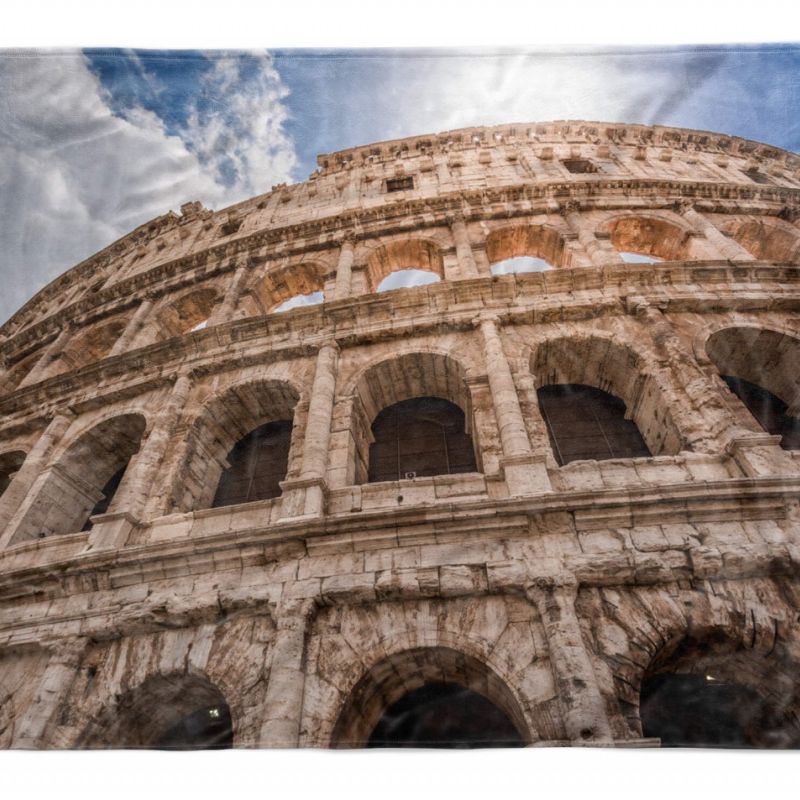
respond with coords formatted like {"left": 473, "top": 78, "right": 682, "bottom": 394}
{"left": 331, "top": 646, "right": 529, "bottom": 748}
{"left": 154, "top": 286, "right": 221, "bottom": 338}
{"left": 706, "top": 327, "right": 800, "bottom": 449}
{"left": 78, "top": 673, "right": 233, "bottom": 749}
{"left": 609, "top": 216, "right": 691, "bottom": 261}
{"left": 717, "top": 217, "right": 800, "bottom": 262}
{"left": 349, "top": 352, "right": 479, "bottom": 485}
{"left": 366, "top": 239, "right": 444, "bottom": 292}
{"left": 56, "top": 317, "right": 130, "bottom": 373}
{"left": 531, "top": 336, "right": 682, "bottom": 458}
{"left": 639, "top": 634, "right": 800, "bottom": 748}
{"left": 485, "top": 224, "right": 564, "bottom": 270}
{"left": 174, "top": 379, "right": 300, "bottom": 513}
{"left": 10, "top": 413, "right": 146, "bottom": 543}
{"left": 0, "top": 450, "right": 26, "bottom": 496}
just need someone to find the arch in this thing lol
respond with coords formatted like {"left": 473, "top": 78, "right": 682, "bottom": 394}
{"left": 367, "top": 397, "right": 477, "bottom": 483}
{"left": 365, "top": 239, "right": 444, "bottom": 293}
{"left": 249, "top": 261, "right": 327, "bottom": 314}
{"left": 330, "top": 646, "right": 530, "bottom": 748}
{"left": 716, "top": 216, "right": 800, "bottom": 263}
{"left": 0, "top": 351, "right": 39, "bottom": 394}
{"left": 10, "top": 413, "right": 146, "bottom": 543}
{"left": 538, "top": 384, "right": 651, "bottom": 465}
{"left": 376, "top": 269, "right": 440, "bottom": 293}
{"left": 485, "top": 224, "right": 564, "bottom": 271}
{"left": 607, "top": 214, "right": 692, "bottom": 261}
{"left": 347, "top": 351, "right": 480, "bottom": 485}
{"left": 0, "top": 450, "right": 26, "bottom": 497}
{"left": 173, "top": 378, "right": 300, "bottom": 512}
{"left": 56, "top": 317, "right": 129, "bottom": 373}
{"left": 705, "top": 326, "right": 800, "bottom": 448}
{"left": 531, "top": 334, "right": 683, "bottom": 458}
{"left": 78, "top": 672, "right": 234, "bottom": 749}
{"left": 154, "top": 286, "right": 221, "bottom": 338}
{"left": 639, "top": 632, "right": 800, "bottom": 748}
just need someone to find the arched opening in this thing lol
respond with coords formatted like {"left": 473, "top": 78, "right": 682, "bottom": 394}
{"left": 706, "top": 327, "right": 800, "bottom": 450}
{"left": 271, "top": 291, "right": 324, "bottom": 313}
{"left": 609, "top": 216, "right": 691, "bottom": 262}
{"left": 532, "top": 336, "right": 683, "bottom": 459}
{"left": 331, "top": 647, "right": 529, "bottom": 748}
{"left": 368, "top": 682, "right": 525, "bottom": 748}
{"left": 9, "top": 413, "right": 146, "bottom": 543}
{"left": 247, "top": 262, "right": 327, "bottom": 316}
{"left": 368, "top": 397, "right": 477, "bottom": 483}
{"left": 485, "top": 225, "right": 562, "bottom": 273}
{"left": 154, "top": 287, "right": 221, "bottom": 339}
{"left": 538, "top": 384, "right": 651, "bottom": 465}
{"left": 639, "top": 636, "right": 800, "bottom": 749}
{"left": 79, "top": 673, "right": 233, "bottom": 749}
{"left": 366, "top": 239, "right": 444, "bottom": 293}
{"left": 212, "top": 419, "right": 293, "bottom": 507}
{"left": 717, "top": 217, "right": 800, "bottom": 262}
{"left": 349, "top": 352, "right": 480, "bottom": 486}
{"left": 0, "top": 450, "right": 26, "bottom": 496}
{"left": 175, "top": 379, "right": 299, "bottom": 513}
{"left": 56, "top": 318, "right": 129, "bottom": 373}
{"left": 376, "top": 269, "right": 440, "bottom": 293}
{"left": 0, "top": 351, "right": 39, "bottom": 393}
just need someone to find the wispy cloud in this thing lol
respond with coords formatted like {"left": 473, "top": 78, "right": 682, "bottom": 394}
{"left": 0, "top": 50, "right": 297, "bottom": 323}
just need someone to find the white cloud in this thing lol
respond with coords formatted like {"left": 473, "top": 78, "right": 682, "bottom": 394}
{"left": 0, "top": 51, "right": 297, "bottom": 324}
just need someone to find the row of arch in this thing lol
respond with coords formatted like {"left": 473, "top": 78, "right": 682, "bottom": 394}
{"left": 72, "top": 631, "right": 800, "bottom": 749}
{"left": 5, "top": 211, "right": 800, "bottom": 393}
{"left": 2, "top": 323, "right": 798, "bottom": 543}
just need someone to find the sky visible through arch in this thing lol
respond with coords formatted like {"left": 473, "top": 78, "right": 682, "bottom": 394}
{"left": 0, "top": 44, "right": 798, "bottom": 323}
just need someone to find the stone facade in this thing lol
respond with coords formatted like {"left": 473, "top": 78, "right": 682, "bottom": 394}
{"left": 1, "top": 120, "right": 800, "bottom": 748}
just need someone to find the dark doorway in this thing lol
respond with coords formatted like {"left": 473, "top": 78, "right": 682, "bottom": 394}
{"left": 152, "top": 702, "right": 234, "bottom": 750}
{"left": 367, "top": 682, "right": 525, "bottom": 748}
{"left": 537, "top": 384, "right": 651, "bottom": 465}
{"left": 641, "top": 673, "right": 798, "bottom": 748}
{"left": 723, "top": 375, "right": 800, "bottom": 450}
{"left": 367, "top": 397, "right": 477, "bottom": 483}
{"left": 212, "top": 419, "right": 293, "bottom": 507}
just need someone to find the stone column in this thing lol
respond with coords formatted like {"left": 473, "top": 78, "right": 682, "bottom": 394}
{"left": 333, "top": 239, "right": 355, "bottom": 300}
{"left": 678, "top": 202, "right": 755, "bottom": 261}
{"left": 563, "top": 203, "right": 623, "bottom": 267}
{"left": 259, "top": 598, "right": 316, "bottom": 747}
{"left": 85, "top": 373, "right": 192, "bottom": 551}
{"left": 0, "top": 411, "right": 74, "bottom": 548}
{"left": 281, "top": 342, "right": 339, "bottom": 517}
{"left": 17, "top": 327, "right": 73, "bottom": 389}
{"left": 450, "top": 214, "right": 480, "bottom": 279}
{"left": 526, "top": 576, "right": 613, "bottom": 743}
{"left": 207, "top": 263, "right": 249, "bottom": 326}
{"left": 12, "top": 637, "right": 88, "bottom": 748}
{"left": 108, "top": 295, "right": 155, "bottom": 357}
{"left": 477, "top": 314, "right": 551, "bottom": 495}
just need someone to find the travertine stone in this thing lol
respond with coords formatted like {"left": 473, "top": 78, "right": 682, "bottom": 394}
{"left": 1, "top": 120, "right": 800, "bottom": 749}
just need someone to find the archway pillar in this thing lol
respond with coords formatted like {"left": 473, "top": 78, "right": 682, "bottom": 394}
{"left": 280, "top": 342, "right": 338, "bottom": 518}
{"left": 108, "top": 295, "right": 154, "bottom": 357}
{"left": 0, "top": 411, "right": 74, "bottom": 548}
{"left": 207, "top": 263, "right": 249, "bottom": 326}
{"left": 477, "top": 314, "right": 551, "bottom": 495}
{"left": 333, "top": 239, "right": 355, "bottom": 299}
{"left": 259, "top": 597, "right": 316, "bottom": 747}
{"left": 17, "top": 327, "right": 73, "bottom": 389}
{"left": 450, "top": 214, "right": 480, "bottom": 279}
{"left": 678, "top": 202, "right": 755, "bottom": 261}
{"left": 525, "top": 575, "right": 614, "bottom": 744}
{"left": 84, "top": 374, "right": 192, "bottom": 552}
{"left": 12, "top": 637, "right": 88, "bottom": 748}
{"left": 563, "top": 204, "right": 623, "bottom": 267}
{"left": 725, "top": 432, "right": 800, "bottom": 477}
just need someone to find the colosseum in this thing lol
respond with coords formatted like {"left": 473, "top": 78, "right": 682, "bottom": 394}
{"left": 1, "top": 119, "right": 800, "bottom": 749}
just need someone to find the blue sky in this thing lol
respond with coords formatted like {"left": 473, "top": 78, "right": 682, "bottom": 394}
{"left": 0, "top": 45, "right": 798, "bottom": 323}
